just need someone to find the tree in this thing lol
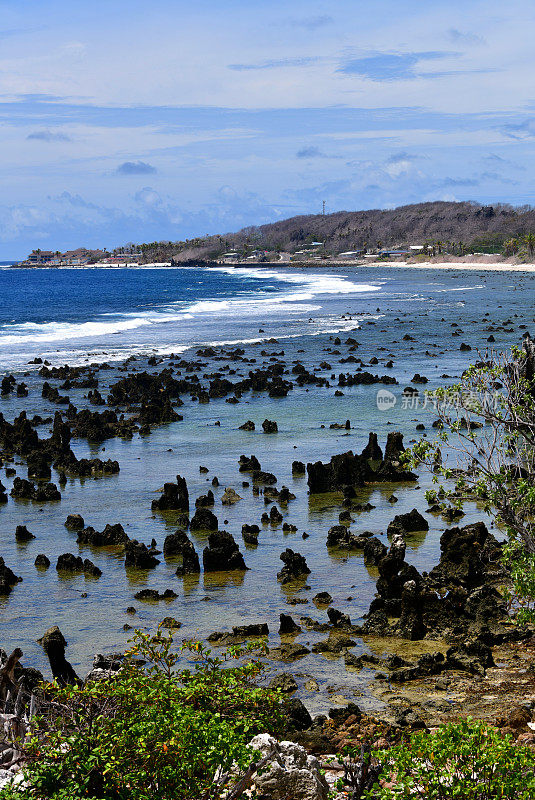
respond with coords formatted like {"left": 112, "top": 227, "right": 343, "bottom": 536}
{"left": 503, "top": 237, "right": 519, "bottom": 256}
{"left": 524, "top": 232, "right": 535, "bottom": 257}
{"left": 409, "top": 334, "right": 535, "bottom": 623}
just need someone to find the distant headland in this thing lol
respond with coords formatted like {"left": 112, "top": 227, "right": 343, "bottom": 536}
{"left": 11, "top": 200, "right": 535, "bottom": 268}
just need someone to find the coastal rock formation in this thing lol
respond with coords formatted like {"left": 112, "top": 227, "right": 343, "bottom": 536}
{"left": 326, "top": 526, "right": 372, "bottom": 549}
{"left": 242, "top": 524, "right": 260, "bottom": 545}
{"left": 203, "top": 531, "right": 247, "bottom": 572}
{"left": 77, "top": 523, "right": 129, "bottom": 547}
{"left": 262, "top": 419, "right": 278, "bottom": 433}
{"left": 0, "top": 558, "right": 22, "bottom": 595}
{"left": 278, "top": 549, "right": 310, "bottom": 584}
{"left": 362, "top": 521, "right": 511, "bottom": 643}
{"left": 65, "top": 514, "right": 85, "bottom": 530}
{"left": 195, "top": 490, "right": 214, "bottom": 508}
{"left": 151, "top": 475, "right": 189, "bottom": 512}
{"left": 15, "top": 525, "right": 35, "bottom": 542}
{"left": 56, "top": 553, "right": 102, "bottom": 577}
{"left": 248, "top": 733, "right": 328, "bottom": 800}
{"left": 124, "top": 540, "right": 160, "bottom": 569}
{"left": 164, "top": 530, "right": 200, "bottom": 575}
{"left": 239, "top": 454, "right": 261, "bottom": 472}
{"left": 387, "top": 509, "right": 429, "bottom": 537}
{"left": 221, "top": 487, "right": 242, "bottom": 505}
{"left": 38, "top": 626, "right": 81, "bottom": 687}
{"left": 134, "top": 589, "right": 178, "bottom": 601}
{"left": 190, "top": 507, "right": 218, "bottom": 531}
{"left": 10, "top": 477, "right": 61, "bottom": 502}
{"left": 279, "top": 614, "right": 302, "bottom": 635}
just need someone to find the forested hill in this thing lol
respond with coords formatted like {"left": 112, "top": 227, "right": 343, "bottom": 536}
{"left": 139, "top": 201, "right": 535, "bottom": 262}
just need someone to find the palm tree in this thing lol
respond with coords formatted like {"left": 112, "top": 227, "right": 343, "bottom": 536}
{"left": 524, "top": 233, "right": 535, "bottom": 257}
{"left": 503, "top": 238, "right": 519, "bottom": 257}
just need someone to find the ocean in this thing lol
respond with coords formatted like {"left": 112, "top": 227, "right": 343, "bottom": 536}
{"left": 0, "top": 263, "right": 533, "bottom": 714}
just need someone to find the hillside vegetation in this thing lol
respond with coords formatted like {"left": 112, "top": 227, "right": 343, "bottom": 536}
{"left": 138, "top": 201, "right": 535, "bottom": 262}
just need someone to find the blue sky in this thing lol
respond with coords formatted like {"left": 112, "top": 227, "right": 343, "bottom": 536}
{"left": 0, "top": 0, "right": 534, "bottom": 257}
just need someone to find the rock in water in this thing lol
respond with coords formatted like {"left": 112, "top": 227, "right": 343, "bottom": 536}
{"left": 77, "top": 523, "right": 129, "bottom": 546}
{"left": 15, "top": 525, "right": 35, "bottom": 541}
{"left": 221, "top": 487, "right": 242, "bottom": 505}
{"left": 279, "top": 614, "right": 302, "bottom": 634}
{"left": 203, "top": 531, "right": 247, "bottom": 572}
{"left": 151, "top": 474, "right": 189, "bottom": 511}
{"left": 38, "top": 626, "right": 81, "bottom": 687}
{"left": 190, "top": 507, "right": 218, "bottom": 531}
{"left": 387, "top": 508, "right": 429, "bottom": 537}
{"left": 124, "top": 540, "right": 160, "bottom": 569}
{"left": 278, "top": 549, "right": 310, "bottom": 584}
{"left": 0, "top": 558, "right": 22, "bottom": 595}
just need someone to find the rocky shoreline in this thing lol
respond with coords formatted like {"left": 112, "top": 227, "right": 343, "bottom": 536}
{"left": 2, "top": 280, "right": 535, "bottom": 796}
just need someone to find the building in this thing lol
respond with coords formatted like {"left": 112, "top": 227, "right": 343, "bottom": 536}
{"left": 26, "top": 250, "right": 56, "bottom": 264}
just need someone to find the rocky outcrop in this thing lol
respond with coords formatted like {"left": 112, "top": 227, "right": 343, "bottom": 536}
{"left": 248, "top": 734, "right": 329, "bottom": 800}
{"left": 279, "top": 614, "right": 302, "bottom": 634}
{"left": 77, "top": 523, "right": 129, "bottom": 547}
{"left": 0, "top": 558, "right": 22, "bottom": 595}
{"left": 326, "top": 526, "right": 372, "bottom": 549}
{"left": 427, "top": 521, "right": 505, "bottom": 590}
{"left": 15, "top": 525, "right": 35, "bottom": 542}
{"left": 65, "top": 514, "right": 85, "bottom": 530}
{"left": 278, "top": 550, "right": 310, "bottom": 584}
{"left": 307, "top": 432, "right": 416, "bottom": 493}
{"left": 10, "top": 477, "right": 61, "bottom": 502}
{"left": 124, "top": 540, "right": 160, "bottom": 569}
{"left": 363, "top": 521, "right": 512, "bottom": 643}
{"left": 151, "top": 475, "right": 189, "bottom": 512}
{"left": 190, "top": 508, "right": 218, "bottom": 531}
{"left": 38, "top": 626, "right": 81, "bottom": 687}
{"left": 262, "top": 419, "right": 278, "bottom": 433}
{"left": 221, "top": 487, "right": 242, "bottom": 505}
{"left": 387, "top": 509, "right": 429, "bottom": 537}
{"left": 203, "top": 531, "right": 247, "bottom": 572}
{"left": 307, "top": 451, "right": 367, "bottom": 493}
{"left": 56, "top": 553, "right": 102, "bottom": 577}
{"left": 134, "top": 588, "right": 178, "bottom": 601}
{"left": 164, "top": 530, "right": 200, "bottom": 575}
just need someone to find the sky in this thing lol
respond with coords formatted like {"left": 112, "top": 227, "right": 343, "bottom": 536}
{"left": 0, "top": 0, "right": 535, "bottom": 257}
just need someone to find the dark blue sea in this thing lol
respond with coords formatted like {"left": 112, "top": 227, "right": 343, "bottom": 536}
{"left": 0, "top": 265, "right": 381, "bottom": 370}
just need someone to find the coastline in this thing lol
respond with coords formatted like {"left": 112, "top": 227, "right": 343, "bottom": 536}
{"left": 0, "top": 264, "right": 534, "bottom": 726}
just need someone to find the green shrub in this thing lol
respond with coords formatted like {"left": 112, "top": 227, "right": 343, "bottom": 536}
{"left": 1, "top": 629, "right": 284, "bottom": 800}
{"left": 371, "top": 719, "right": 535, "bottom": 799}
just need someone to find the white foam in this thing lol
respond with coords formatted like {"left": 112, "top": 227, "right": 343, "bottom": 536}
{"left": 0, "top": 266, "right": 379, "bottom": 350}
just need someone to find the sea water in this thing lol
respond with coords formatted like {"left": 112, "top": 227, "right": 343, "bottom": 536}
{"left": 0, "top": 264, "right": 533, "bottom": 713}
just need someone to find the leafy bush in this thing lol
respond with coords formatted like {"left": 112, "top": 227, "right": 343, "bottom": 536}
{"left": 371, "top": 719, "right": 535, "bottom": 799}
{"left": 1, "top": 629, "right": 284, "bottom": 800}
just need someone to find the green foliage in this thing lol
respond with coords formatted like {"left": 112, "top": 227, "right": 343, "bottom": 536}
{"left": 1, "top": 629, "right": 283, "bottom": 800}
{"left": 370, "top": 719, "right": 535, "bottom": 799}
{"left": 405, "top": 341, "right": 535, "bottom": 624}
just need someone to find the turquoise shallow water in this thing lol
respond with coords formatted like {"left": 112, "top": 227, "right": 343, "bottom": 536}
{"left": 0, "top": 264, "right": 533, "bottom": 713}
